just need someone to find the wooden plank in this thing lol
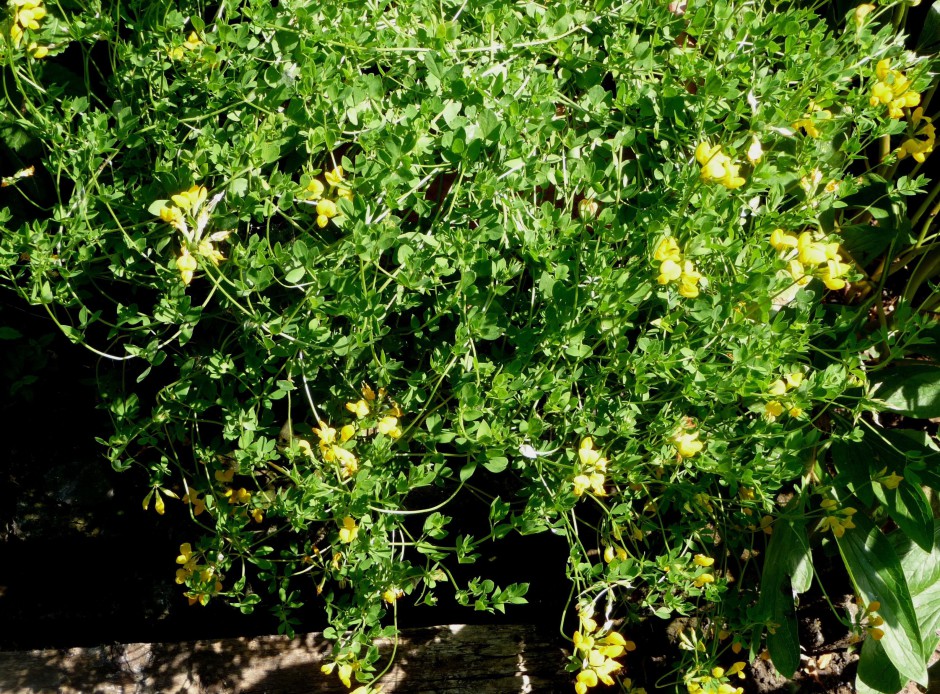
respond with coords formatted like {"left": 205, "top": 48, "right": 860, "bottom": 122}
{"left": 0, "top": 624, "right": 570, "bottom": 693}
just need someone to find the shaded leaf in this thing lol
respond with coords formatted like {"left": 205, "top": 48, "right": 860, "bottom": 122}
{"left": 837, "top": 511, "right": 926, "bottom": 685}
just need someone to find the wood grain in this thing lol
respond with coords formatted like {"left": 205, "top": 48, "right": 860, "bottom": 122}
{"left": 0, "top": 624, "right": 571, "bottom": 693}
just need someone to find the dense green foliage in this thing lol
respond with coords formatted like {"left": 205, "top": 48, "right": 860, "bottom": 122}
{"left": 2, "top": 0, "right": 939, "bottom": 691}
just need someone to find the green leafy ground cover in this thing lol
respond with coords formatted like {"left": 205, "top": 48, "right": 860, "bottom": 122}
{"left": 2, "top": 0, "right": 940, "bottom": 691}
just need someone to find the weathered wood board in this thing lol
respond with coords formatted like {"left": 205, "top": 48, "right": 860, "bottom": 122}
{"left": 0, "top": 624, "right": 570, "bottom": 693}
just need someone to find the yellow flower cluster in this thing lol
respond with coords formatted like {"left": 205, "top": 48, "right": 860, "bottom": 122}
{"left": 213, "top": 467, "right": 263, "bottom": 522}
{"left": 897, "top": 107, "right": 934, "bottom": 163}
{"left": 686, "top": 662, "right": 747, "bottom": 694}
{"left": 175, "top": 543, "right": 224, "bottom": 605}
{"left": 858, "top": 598, "right": 885, "bottom": 641}
{"left": 691, "top": 554, "right": 716, "bottom": 588}
{"left": 157, "top": 185, "right": 230, "bottom": 286}
{"left": 9, "top": 0, "right": 48, "bottom": 56}
{"left": 770, "top": 229, "right": 851, "bottom": 290}
{"left": 573, "top": 613, "right": 635, "bottom": 694}
{"left": 653, "top": 237, "right": 702, "bottom": 298}
{"left": 304, "top": 166, "right": 352, "bottom": 227}
{"left": 299, "top": 384, "right": 403, "bottom": 479}
{"left": 695, "top": 142, "right": 746, "bottom": 189}
{"left": 168, "top": 31, "right": 203, "bottom": 60}
{"left": 763, "top": 370, "right": 805, "bottom": 421}
{"left": 313, "top": 420, "right": 359, "bottom": 477}
{"left": 870, "top": 58, "right": 921, "bottom": 119}
{"left": 819, "top": 498, "right": 857, "bottom": 538}
{"left": 792, "top": 102, "right": 832, "bottom": 139}
{"left": 321, "top": 659, "right": 360, "bottom": 689}
{"left": 572, "top": 437, "right": 608, "bottom": 498}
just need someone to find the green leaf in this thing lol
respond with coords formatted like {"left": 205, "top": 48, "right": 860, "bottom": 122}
{"left": 147, "top": 199, "right": 169, "bottom": 215}
{"left": 870, "top": 364, "right": 940, "bottom": 418}
{"left": 757, "top": 515, "right": 808, "bottom": 677}
{"left": 284, "top": 267, "right": 306, "bottom": 283}
{"left": 837, "top": 510, "right": 926, "bottom": 685}
{"left": 875, "top": 479, "right": 933, "bottom": 552}
{"left": 895, "top": 521, "right": 940, "bottom": 658}
{"left": 916, "top": 1, "right": 940, "bottom": 54}
{"left": 483, "top": 456, "right": 508, "bottom": 474}
{"left": 0, "top": 326, "right": 23, "bottom": 340}
{"left": 459, "top": 460, "right": 476, "bottom": 482}
{"left": 856, "top": 638, "right": 905, "bottom": 694}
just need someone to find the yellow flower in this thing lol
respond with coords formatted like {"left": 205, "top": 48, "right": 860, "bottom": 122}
{"left": 654, "top": 237, "right": 682, "bottom": 263}
{"left": 160, "top": 204, "right": 186, "bottom": 231}
{"left": 383, "top": 586, "right": 404, "bottom": 604}
{"left": 797, "top": 232, "right": 828, "bottom": 266}
{"left": 785, "top": 371, "right": 804, "bottom": 388}
{"left": 674, "top": 430, "right": 703, "bottom": 458}
{"left": 788, "top": 406, "right": 803, "bottom": 418}
{"left": 177, "top": 247, "right": 198, "bottom": 285}
{"left": 197, "top": 238, "right": 225, "bottom": 266}
{"left": 225, "top": 487, "right": 251, "bottom": 504}
{"left": 338, "top": 516, "right": 358, "bottom": 544}
{"left": 871, "top": 60, "right": 921, "bottom": 118}
{"left": 576, "top": 668, "right": 599, "bottom": 693}
{"left": 250, "top": 508, "right": 264, "bottom": 523}
{"left": 317, "top": 198, "right": 338, "bottom": 218}
{"left": 693, "top": 573, "right": 715, "bottom": 588}
{"left": 820, "top": 259, "right": 849, "bottom": 290}
{"left": 305, "top": 178, "right": 325, "bottom": 199}
{"left": 181, "top": 489, "right": 206, "bottom": 516}
{"left": 747, "top": 136, "right": 763, "bottom": 164}
{"left": 176, "top": 543, "right": 197, "bottom": 570}
{"left": 874, "top": 467, "right": 904, "bottom": 489}
{"left": 727, "top": 661, "right": 746, "bottom": 679}
{"left": 855, "top": 3, "right": 876, "bottom": 23}
{"left": 27, "top": 41, "right": 48, "bottom": 58}
{"left": 897, "top": 107, "right": 935, "bottom": 163}
{"left": 183, "top": 31, "right": 202, "bottom": 50}
{"left": 696, "top": 142, "right": 727, "bottom": 180}
{"left": 171, "top": 185, "right": 208, "bottom": 212}
{"left": 313, "top": 421, "right": 337, "bottom": 444}
{"left": 765, "top": 400, "right": 784, "bottom": 420}
{"left": 770, "top": 228, "right": 798, "bottom": 251}
{"left": 658, "top": 259, "right": 682, "bottom": 285}
{"left": 332, "top": 446, "right": 358, "bottom": 477}
{"left": 346, "top": 399, "right": 370, "bottom": 418}
{"left": 377, "top": 416, "right": 402, "bottom": 439}
{"left": 340, "top": 424, "right": 356, "bottom": 442}
{"left": 573, "top": 472, "right": 606, "bottom": 497}
{"left": 678, "top": 261, "right": 702, "bottom": 298}
{"left": 693, "top": 554, "right": 714, "bottom": 567}
{"left": 788, "top": 259, "right": 810, "bottom": 286}
{"left": 578, "top": 437, "right": 607, "bottom": 470}
{"left": 324, "top": 166, "right": 344, "bottom": 187}
{"left": 819, "top": 501, "right": 857, "bottom": 537}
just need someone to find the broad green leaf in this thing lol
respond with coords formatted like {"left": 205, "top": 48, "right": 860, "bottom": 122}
{"left": 831, "top": 438, "right": 874, "bottom": 506}
{"left": 916, "top": 1, "right": 940, "bottom": 54}
{"left": 837, "top": 511, "right": 926, "bottom": 685}
{"left": 870, "top": 364, "right": 940, "bottom": 419}
{"left": 856, "top": 638, "right": 905, "bottom": 694}
{"left": 757, "top": 515, "right": 806, "bottom": 677}
{"left": 894, "top": 521, "right": 940, "bottom": 658}
{"left": 874, "top": 479, "right": 933, "bottom": 552}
